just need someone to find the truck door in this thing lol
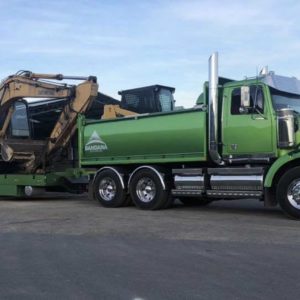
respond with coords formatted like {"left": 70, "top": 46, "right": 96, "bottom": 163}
{"left": 222, "top": 84, "right": 276, "bottom": 162}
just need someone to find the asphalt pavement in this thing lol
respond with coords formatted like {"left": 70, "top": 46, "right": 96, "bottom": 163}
{"left": 0, "top": 195, "right": 299, "bottom": 300}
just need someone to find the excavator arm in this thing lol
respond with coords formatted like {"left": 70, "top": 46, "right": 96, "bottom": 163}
{"left": 101, "top": 104, "right": 138, "bottom": 119}
{"left": 0, "top": 71, "right": 98, "bottom": 172}
{"left": 0, "top": 72, "right": 74, "bottom": 110}
{"left": 47, "top": 78, "right": 98, "bottom": 154}
{"left": 0, "top": 78, "right": 69, "bottom": 140}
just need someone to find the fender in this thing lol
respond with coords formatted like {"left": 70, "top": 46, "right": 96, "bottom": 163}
{"left": 128, "top": 165, "right": 166, "bottom": 190}
{"left": 93, "top": 166, "right": 126, "bottom": 189}
{"left": 264, "top": 150, "right": 300, "bottom": 187}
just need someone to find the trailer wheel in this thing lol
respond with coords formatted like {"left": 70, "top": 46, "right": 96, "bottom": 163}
{"left": 277, "top": 167, "right": 300, "bottom": 219}
{"left": 179, "top": 197, "right": 212, "bottom": 206}
{"left": 94, "top": 170, "right": 127, "bottom": 208}
{"left": 129, "top": 168, "right": 170, "bottom": 210}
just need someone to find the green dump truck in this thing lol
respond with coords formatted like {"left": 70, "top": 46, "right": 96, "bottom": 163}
{"left": 80, "top": 53, "right": 300, "bottom": 218}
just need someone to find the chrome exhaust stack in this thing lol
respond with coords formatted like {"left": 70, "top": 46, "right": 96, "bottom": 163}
{"left": 208, "top": 52, "right": 224, "bottom": 165}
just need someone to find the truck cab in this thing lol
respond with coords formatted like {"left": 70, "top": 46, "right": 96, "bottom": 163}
{"left": 220, "top": 74, "right": 300, "bottom": 163}
{"left": 199, "top": 68, "right": 300, "bottom": 217}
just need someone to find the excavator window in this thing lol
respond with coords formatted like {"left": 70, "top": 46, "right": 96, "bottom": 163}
{"left": 121, "top": 89, "right": 156, "bottom": 113}
{"left": 27, "top": 99, "right": 68, "bottom": 140}
{"left": 119, "top": 85, "right": 175, "bottom": 114}
{"left": 7, "top": 99, "right": 70, "bottom": 140}
{"left": 123, "top": 93, "right": 140, "bottom": 110}
{"left": 10, "top": 102, "right": 30, "bottom": 138}
{"left": 158, "top": 88, "right": 174, "bottom": 112}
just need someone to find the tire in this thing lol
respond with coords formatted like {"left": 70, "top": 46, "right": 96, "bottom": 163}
{"left": 94, "top": 169, "right": 127, "bottom": 208}
{"left": 179, "top": 197, "right": 212, "bottom": 206}
{"left": 123, "top": 194, "right": 133, "bottom": 207}
{"left": 277, "top": 167, "right": 300, "bottom": 219}
{"left": 129, "top": 168, "right": 170, "bottom": 210}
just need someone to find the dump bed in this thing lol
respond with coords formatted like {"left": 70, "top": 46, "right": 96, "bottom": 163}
{"left": 79, "top": 107, "right": 207, "bottom": 166}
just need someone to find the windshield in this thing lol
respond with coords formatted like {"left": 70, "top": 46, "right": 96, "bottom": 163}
{"left": 271, "top": 88, "right": 300, "bottom": 113}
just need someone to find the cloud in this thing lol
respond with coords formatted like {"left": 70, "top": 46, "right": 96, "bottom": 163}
{"left": 0, "top": 0, "right": 299, "bottom": 108}
{"left": 170, "top": 0, "right": 298, "bottom": 29}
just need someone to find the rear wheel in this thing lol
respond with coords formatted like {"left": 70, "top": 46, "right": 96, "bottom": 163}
{"left": 277, "top": 167, "right": 300, "bottom": 219}
{"left": 94, "top": 170, "right": 127, "bottom": 208}
{"left": 129, "top": 168, "right": 170, "bottom": 210}
{"left": 179, "top": 197, "right": 212, "bottom": 206}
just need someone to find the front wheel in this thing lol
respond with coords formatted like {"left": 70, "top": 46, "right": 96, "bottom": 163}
{"left": 277, "top": 167, "right": 300, "bottom": 219}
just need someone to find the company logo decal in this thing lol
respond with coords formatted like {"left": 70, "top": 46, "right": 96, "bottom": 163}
{"left": 85, "top": 131, "right": 108, "bottom": 152}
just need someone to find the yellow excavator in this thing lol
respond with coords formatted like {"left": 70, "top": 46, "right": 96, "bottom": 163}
{"left": 0, "top": 72, "right": 176, "bottom": 198}
{"left": 0, "top": 71, "right": 98, "bottom": 172}
{"left": 0, "top": 72, "right": 175, "bottom": 174}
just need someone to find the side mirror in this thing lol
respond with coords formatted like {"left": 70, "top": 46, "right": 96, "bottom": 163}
{"left": 239, "top": 106, "right": 249, "bottom": 114}
{"left": 241, "top": 86, "right": 250, "bottom": 108}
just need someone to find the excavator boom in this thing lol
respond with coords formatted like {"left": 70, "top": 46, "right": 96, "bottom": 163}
{"left": 0, "top": 71, "right": 98, "bottom": 172}
{"left": 47, "top": 79, "right": 98, "bottom": 154}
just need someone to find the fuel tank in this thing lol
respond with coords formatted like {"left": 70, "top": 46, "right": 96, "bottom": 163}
{"left": 80, "top": 108, "right": 207, "bottom": 165}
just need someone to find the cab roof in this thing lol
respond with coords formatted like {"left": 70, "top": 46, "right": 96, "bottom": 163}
{"left": 118, "top": 85, "right": 175, "bottom": 95}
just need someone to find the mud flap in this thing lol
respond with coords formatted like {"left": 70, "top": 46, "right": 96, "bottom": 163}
{"left": 88, "top": 179, "right": 95, "bottom": 201}
{"left": 264, "top": 187, "right": 277, "bottom": 207}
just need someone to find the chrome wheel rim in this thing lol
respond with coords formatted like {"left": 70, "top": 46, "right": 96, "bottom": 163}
{"left": 287, "top": 179, "right": 300, "bottom": 209}
{"left": 136, "top": 177, "right": 156, "bottom": 203}
{"left": 99, "top": 177, "right": 116, "bottom": 201}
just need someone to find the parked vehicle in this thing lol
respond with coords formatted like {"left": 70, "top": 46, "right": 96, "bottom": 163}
{"left": 80, "top": 53, "right": 300, "bottom": 218}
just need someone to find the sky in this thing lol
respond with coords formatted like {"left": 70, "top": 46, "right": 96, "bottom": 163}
{"left": 0, "top": 0, "right": 300, "bottom": 107}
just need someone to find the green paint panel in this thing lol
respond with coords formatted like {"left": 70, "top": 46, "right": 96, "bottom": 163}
{"left": 0, "top": 185, "right": 22, "bottom": 196}
{"left": 80, "top": 109, "right": 207, "bottom": 165}
{"left": 0, "top": 174, "right": 47, "bottom": 186}
{"left": 0, "top": 170, "right": 86, "bottom": 197}
{"left": 0, "top": 174, "right": 46, "bottom": 196}
{"left": 264, "top": 151, "right": 300, "bottom": 187}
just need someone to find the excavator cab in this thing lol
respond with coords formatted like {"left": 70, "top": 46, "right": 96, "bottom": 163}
{"left": 100, "top": 85, "right": 176, "bottom": 120}
{"left": 0, "top": 97, "right": 80, "bottom": 171}
{"left": 118, "top": 85, "right": 175, "bottom": 114}
{"left": 7, "top": 99, "right": 68, "bottom": 140}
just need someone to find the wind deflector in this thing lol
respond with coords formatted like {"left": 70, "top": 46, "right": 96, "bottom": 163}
{"left": 262, "top": 73, "right": 300, "bottom": 95}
